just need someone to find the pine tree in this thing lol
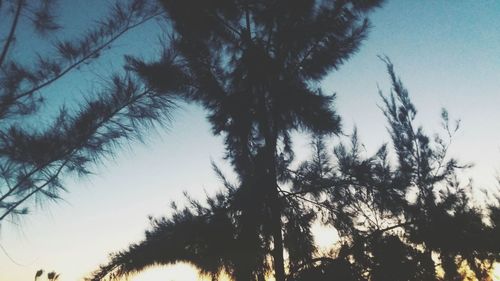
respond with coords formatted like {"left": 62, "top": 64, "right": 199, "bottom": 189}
{"left": 288, "top": 59, "right": 500, "bottom": 281}
{"left": 0, "top": 0, "right": 175, "bottom": 223}
{"left": 121, "top": 1, "right": 382, "bottom": 279}
{"left": 91, "top": 60, "right": 500, "bottom": 281}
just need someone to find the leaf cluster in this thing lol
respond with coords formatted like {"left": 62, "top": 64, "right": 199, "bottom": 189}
{"left": 0, "top": 0, "right": 169, "bottom": 222}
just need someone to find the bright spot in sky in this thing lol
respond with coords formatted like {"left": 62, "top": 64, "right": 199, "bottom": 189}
{"left": 493, "top": 263, "right": 500, "bottom": 281}
{"left": 130, "top": 264, "right": 210, "bottom": 281}
{"left": 311, "top": 223, "right": 339, "bottom": 252}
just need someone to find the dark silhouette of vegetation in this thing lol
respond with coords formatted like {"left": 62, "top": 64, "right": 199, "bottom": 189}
{"left": 34, "top": 269, "right": 60, "bottom": 281}
{"left": 98, "top": 1, "right": 383, "bottom": 280}
{"left": 90, "top": 60, "right": 500, "bottom": 281}
{"left": 287, "top": 59, "right": 500, "bottom": 281}
{"left": 3, "top": 0, "right": 495, "bottom": 280}
{"left": 0, "top": 0, "right": 175, "bottom": 223}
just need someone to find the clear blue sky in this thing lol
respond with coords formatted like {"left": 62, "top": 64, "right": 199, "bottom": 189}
{"left": 2, "top": 1, "right": 500, "bottom": 280}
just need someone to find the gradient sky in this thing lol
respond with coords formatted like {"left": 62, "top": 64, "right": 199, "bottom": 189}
{"left": 2, "top": 1, "right": 500, "bottom": 280}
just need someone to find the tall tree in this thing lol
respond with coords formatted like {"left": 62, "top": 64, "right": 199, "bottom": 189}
{"left": 288, "top": 60, "right": 500, "bottom": 281}
{"left": 123, "top": 1, "right": 382, "bottom": 279}
{"left": 0, "top": 0, "right": 176, "bottom": 224}
{"left": 91, "top": 60, "right": 500, "bottom": 281}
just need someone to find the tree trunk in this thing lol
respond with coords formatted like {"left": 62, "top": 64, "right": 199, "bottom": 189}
{"left": 270, "top": 186, "right": 285, "bottom": 281}
{"left": 263, "top": 134, "right": 285, "bottom": 281}
{"left": 256, "top": 78, "right": 285, "bottom": 281}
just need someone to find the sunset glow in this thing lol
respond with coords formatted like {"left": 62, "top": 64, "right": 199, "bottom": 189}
{"left": 2, "top": 1, "right": 500, "bottom": 281}
{"left": 494, "top": 263, "right": 500, "bottom": 281}
{"left": 130, "top": 264, "right": 209, "bottom": 281}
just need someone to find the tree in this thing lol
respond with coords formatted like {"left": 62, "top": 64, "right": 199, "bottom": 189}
{"left": 89, "top": 180, "right": 242, "bottom": 281}
{"left": 287, "top": 59, "right": 500, "bottom": 281}
{"left": 89, "top": 161, "right": 320, "bottom": 281}
{"left": 119, "top": 1, "right": 382, "bottom": 279}
{"left": 0, "top": 0, "right": 177, "bottom": 223}
{"left": 90, "top": 60, "right": 499, "bottom": 281}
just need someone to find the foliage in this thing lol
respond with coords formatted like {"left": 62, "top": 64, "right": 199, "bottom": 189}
{"left": 118, "top": 1, "right": 382, "bottom": 280}
{"left": 90, "top": 60, "right": 499, "bottom": 281}
{"left": 34, "top": 269, "right": 60, "bottom": 281}
{"left": 0, "top": 0, "right": 175, "bottom": 223}
{"left": 287, "top": 59, "right": 500, "bottom": 281}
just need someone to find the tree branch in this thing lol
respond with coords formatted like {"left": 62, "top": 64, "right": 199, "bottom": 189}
{"left": 0, "top": 158, "right": 68, "bottom": 221}
{"left": 13, "top": 11, "right": 164, "bottom": 104}
{"left": 0, "top": 86, "right": 163, "bottom": 220}
{"left": 0, "top": 0, "right": 23, "bottom": 68}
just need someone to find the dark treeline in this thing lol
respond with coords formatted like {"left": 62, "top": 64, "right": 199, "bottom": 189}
{"left": 89, "top": 63, "right": 500, "bottom": 281}
{"left": 88, "top": 1, "right": 499, "bottom": 281}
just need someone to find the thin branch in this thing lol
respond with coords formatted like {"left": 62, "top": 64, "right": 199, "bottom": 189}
{"left": 0, "top": 158, "right": 69, "bottom": 221}
{"left": 0, "top": 0, "right": 23, "bottom": 68}
{"left": 289, "top": 256, "right": 336, "bottom": 276}
{"left": 245, "top": 4, "right": 251, "bottom": 41}
{"left": 366, "top": 220, "right": 413, "bottom": 238}
{"left": 0, "top": 86, "right": 160, "bottom": 219}
{"left": 432, "top": 130, "right": 455, "bottom": 179}
{"left": 0, "top": 164, "right": 13, "bottom": 192}
{"left": 13, "top": 11, "right": 164, "bottom": 103}
{"left": 297, "top": 40, "right": 322, "bottom": 69}
{"left": 278, "top": 188, "right": 330, "bottom": 211}
{"left": 0, "top": 243, "right": 28, "bottom": 266}
{"left": 211, "top": 12, "right": 241, "bottom": 37}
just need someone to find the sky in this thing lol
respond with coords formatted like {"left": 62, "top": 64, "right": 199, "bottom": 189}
{"left": 2, "top": 0, "right": 500, "bottom": 280}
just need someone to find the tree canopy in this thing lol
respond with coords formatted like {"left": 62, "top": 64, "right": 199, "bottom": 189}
{"left": 88, "top": 0, "right": 500, "bottom": 278}
{"left": 0, "top": 0, "right": 175, "bottom": 223}
{"left": 2, "top": 1, "right": 498, "bottom": 280}
{"left": 119, "top": 1, "right": 383, "bottom": 279}
{"left": 90, "top": 60, "right": 500, "bottom": 281}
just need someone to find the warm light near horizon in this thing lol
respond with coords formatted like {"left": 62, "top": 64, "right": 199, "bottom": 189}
{"left": 130, "top": 264, "right": 228, "bottom": 281}
{"left": 124, "top": 224, "right": 338, "bottom": 281}
{"left": 127, "top": 261, "right": 500, "bottom": 281}
{"left": 130, "top": 264, "right": 206, "bottom": 281}
{"left": 493, "top": 263, "right": 500, "bottom": 281}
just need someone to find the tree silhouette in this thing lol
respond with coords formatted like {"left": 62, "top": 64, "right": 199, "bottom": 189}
{"left": 287, "top": 59, "right": 500, "bottom": 280}
{"left": 89, "top": 182, "right": 248, "bottom": 281}
{"left": 91, "top": 60, "right": 500, "bottom": 281}
{"left": 120, "top": 1, "right": 382, "bottom": 279}
{"left": 34, "top": 269, "right": 60, "bottom": 281}
{"left": 34, "top": 269, "right": 44, "bottom": 280}
{"left": 0, "top": 0, "right": 177, "bottom": 223}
